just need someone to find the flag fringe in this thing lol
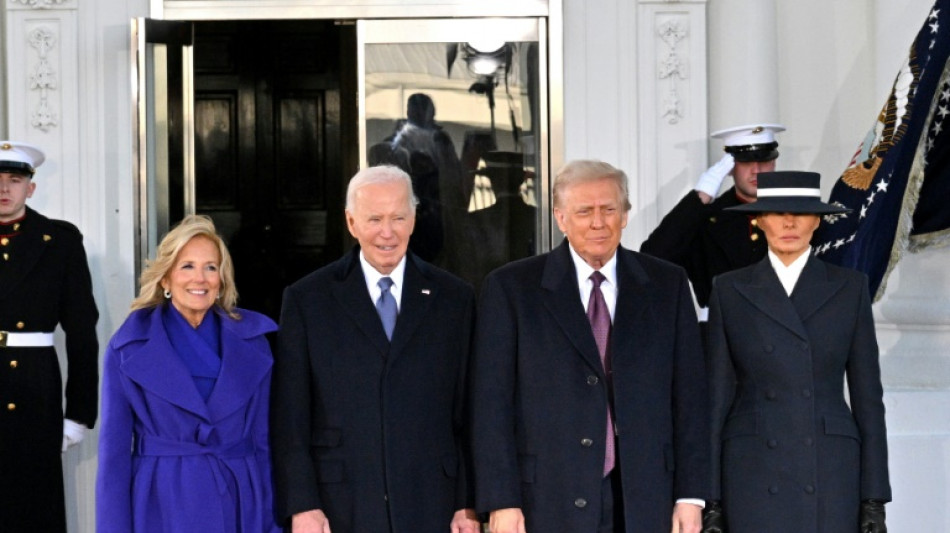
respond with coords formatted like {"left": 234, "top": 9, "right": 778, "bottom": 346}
{"left": 876, "top": 57, "right": 950, "bottom": 301}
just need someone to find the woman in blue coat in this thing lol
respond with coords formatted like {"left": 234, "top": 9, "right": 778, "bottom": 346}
{"left": 703, "top": 172, "right": 890, "bottom": 533}
{"left": 96, "top": 215, "right": 280, "bottom": 533}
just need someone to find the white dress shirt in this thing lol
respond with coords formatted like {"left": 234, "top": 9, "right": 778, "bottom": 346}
{"left": 359, "top": 251, "right": 407, "bottom": 310}
{"left": 767, "top": 247, "right": 811, "bottom": 296}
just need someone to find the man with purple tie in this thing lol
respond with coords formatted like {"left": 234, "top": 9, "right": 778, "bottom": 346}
{"left": 271, "top": 165, "right": 480, "bottom": 533}
{"left": 471, "top": 160, "right": 709, "bottom": 533}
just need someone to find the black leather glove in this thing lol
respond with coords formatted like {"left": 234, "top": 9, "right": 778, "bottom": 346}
{"left": 701, "top": 500, "right": 726, "bottom": 533}
{"left": 860, "top": 499, "right": 887, "bottom": 533}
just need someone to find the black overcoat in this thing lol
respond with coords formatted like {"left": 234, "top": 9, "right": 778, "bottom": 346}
{"left": 0, "top": 206, "right": 99, "bottom": 532}
{"left": 641, "top": 188, "right": 765, "bottom": 308}
{"left": 707, "top": 256, "right": 891, "bottom": 533}
{"left": 271, "top": 248, "right": 474, "bottom": 532}
{"left": 470, "top": 241, "right": 709, "bottom": 532}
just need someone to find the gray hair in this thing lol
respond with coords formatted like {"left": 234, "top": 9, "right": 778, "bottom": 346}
{"left": 553, "top": 159, "right": 632, "bottom": 211}
{"left": 345, "top": 165, "right": 419, "bottom": 212}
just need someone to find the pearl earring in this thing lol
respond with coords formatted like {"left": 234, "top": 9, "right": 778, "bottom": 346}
{"left": 164, "top": 289, "right": 171, "bottom": 299}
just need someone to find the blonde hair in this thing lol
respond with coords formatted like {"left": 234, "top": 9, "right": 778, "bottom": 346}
{"left": 131, "top": 214, "right": 240, "bottom": 319}
{"left": 553, "top": 159, "right": 632, "bottom": 211}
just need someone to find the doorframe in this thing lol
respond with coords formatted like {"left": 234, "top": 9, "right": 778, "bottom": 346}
{"left": 140, "top": 0, "right": 564, "bottom": 257}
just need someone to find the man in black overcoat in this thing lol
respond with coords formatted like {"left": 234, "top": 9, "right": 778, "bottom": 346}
{"left": 271, "top": 165, "right": 480, "bottom": 533}
{"left": 0, "top": 141, "right": 99, "bottom": 532}
{"left": 471, "top": 160, "right": 709, "bottom": 533}
{"left": 641, "top": 124, "right": 785, "bottom": 317}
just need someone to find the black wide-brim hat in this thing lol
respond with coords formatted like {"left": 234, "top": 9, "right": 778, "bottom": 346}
{"left": 726, "top": 171, "right": 852, "bottom": 215}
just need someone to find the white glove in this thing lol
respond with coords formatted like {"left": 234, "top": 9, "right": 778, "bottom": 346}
{"left": 694, "top": 153, "right": 735, "bottom": 197}
{"left": 62, "top": 419, "right": 88, "bottom": 452}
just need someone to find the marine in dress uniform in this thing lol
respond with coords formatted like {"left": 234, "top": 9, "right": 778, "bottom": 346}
{"left": 641, "top": 124, "right": 785, "bottom": 316}
{"left": 0, "top": 142, "right": 99, "bottom": 532}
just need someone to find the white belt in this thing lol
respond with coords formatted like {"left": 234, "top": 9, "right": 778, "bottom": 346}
{"left": 0, "top": 331, "right": 55, "bottom": 348}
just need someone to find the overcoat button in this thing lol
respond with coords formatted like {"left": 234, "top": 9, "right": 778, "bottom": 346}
{"left": 804, "top": 438, "right": 814, "bottom": 446}
{"left": 802, "top": 389, "right": 812, "bottom": 398}
{"left": 574, "top": 498, "right": 587, "bottom": 508}
{"left": 7, "top": 403, "right": 15, "bottom": 411}
{"left": 587, "top": 375, "right": 599, "bottom": 385}
{"left": 581, "top": 438, "right": 593, "bottom": 447}
{"left": 764, "top": 345, "right": 774, "bottom": 353}
{"left": 766, "top": 391, "right": 777, "bottom": 400}
{"left": 767, "top": 439, "right": 778, "bottom": 449}
{"left": 804, "top": 485, "right": 815, "bottom": 494}
{"left": 768, "top": 485, "right": 779, "bottom": 494}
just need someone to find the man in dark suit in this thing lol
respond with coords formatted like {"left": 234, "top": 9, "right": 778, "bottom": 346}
{"left": 0, "top": 141, "right": 99, "bottom": 532}
{"left": 641, "top": 124, "right": 785, "bottom": 318}
{"left": 271, "top": 165, "right": 480, "bottom": 533}
{"left": 471, "top": 160, "right": 709, "bottom": 533}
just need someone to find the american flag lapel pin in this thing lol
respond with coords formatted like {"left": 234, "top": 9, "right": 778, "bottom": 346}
{"left": 421, "top": 289, "right": 431, "bottom": 295}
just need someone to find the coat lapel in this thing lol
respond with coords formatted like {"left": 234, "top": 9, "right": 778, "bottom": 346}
{"left": 790, "top": 256, "right": 847, "bottom": 323}
{"left": 541, "top": 241, "right": 604, "bottom": 375}
{"left": 388, "top": 254, "right": 436, "bottom": 364}
{"left": 330, "top": 248, "right": 391, "bottom": 357}
{"left": 205, "top": 313, "right": 274, "bottom": 421}
{"left": 734, "top": 258, "right": 809, "bottom": 341}
{"left": 119, "top": 307, "right": 213, "bottom": 421}
{"left": 611, "top": 248, "right": 652, "bottom": 364}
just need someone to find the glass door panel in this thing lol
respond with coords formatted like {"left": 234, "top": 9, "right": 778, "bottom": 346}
{"left": 358, "top": 18, "right": 548, "bottom": 291}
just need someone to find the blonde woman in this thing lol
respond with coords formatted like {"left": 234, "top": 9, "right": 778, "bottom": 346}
{"left": 96, "top": 215, "right": 280, "bottom": 533}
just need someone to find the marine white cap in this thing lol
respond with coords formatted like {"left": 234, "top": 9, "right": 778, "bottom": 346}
{"left": 0, "top": 141, "right": 46, "bottom": 176}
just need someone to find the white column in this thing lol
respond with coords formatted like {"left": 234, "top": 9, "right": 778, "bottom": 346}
{"left": 707, "top": 0, "right": 779, "bottom": 131}
{"left": 630, "top": 0, "right": 708, "bottom": 247}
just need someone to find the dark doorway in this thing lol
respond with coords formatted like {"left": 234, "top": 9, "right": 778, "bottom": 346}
{"left": 192, "top": 20, "right": 357, "bottom": 320}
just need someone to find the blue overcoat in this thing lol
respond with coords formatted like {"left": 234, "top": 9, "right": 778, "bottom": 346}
{"left": 96, "top": 304, "right": 280, "bottom": 533}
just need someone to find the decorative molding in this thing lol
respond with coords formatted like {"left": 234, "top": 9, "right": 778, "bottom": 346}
{"left": 9, "top": 0, "right": 68, "bottom": 8}
{"left": 28, "top": 26, "right": 59, "bottom": 131}
{"left": 656, "top": 18, "right": 688, "bottom": 124}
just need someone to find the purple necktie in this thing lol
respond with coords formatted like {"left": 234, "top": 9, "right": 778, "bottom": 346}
{"left": 587, "top": 271, "right": 615, "bottom": 475}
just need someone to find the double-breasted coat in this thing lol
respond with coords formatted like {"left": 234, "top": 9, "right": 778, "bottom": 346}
{"left": 470, "top": 241, "right": 709, "bottom": 532}
{"left": 707, "top": 256, "right": 891, "bottom": 533}
{"left": 641, "top": 188, "right": 766, "bottom": 308}
{"left": 271, "top": 248, "right": 475, "bottom": 532}
{"left": 0, "top": 206, "right": 98, "bottom": 532}
{"left": 96, "top": 305, "right": 280, "bottom": 533}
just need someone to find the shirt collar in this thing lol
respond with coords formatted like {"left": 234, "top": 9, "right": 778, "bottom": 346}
{"left": 359, "top": 250, "right": 407, "bottom": 297}
{"left": 568, "top": 244, "right": 618, "bottom": 289}
{"left": 767, "top": 247, "right": 811, "bottom": 296}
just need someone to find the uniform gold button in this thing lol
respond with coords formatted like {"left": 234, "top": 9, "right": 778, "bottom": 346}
{"left": 9, "top": 361, "right": 17, "bottom": 369}
{"left": 12, "top": 223, "right": 19, "bottom": 231}
{"left": 16, "top": 322, "right": 25, "bottom": 329}
{"left": 750, "top": 219, "right": 758, "bottom": 227}
{"left": 7, "top": 403, "right": 15, "bottom": 411}
{"left": 2, "top": 253, "right": 8, "bottom": 261}
{"left": 0, "top": 237, "right": 8, "bottom": 246}
{"left": 751, "top": 233, "right": 759, "bottom": 241}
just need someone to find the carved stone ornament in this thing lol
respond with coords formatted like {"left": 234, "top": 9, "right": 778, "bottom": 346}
{"left": 657, "top": 19, "right": 689, "bottom": 124}
{"left": 8, "top": 0, "right": 68, "bottom": 8}
{"left": 28, "top": 27, "right": 59, "bottom": 131}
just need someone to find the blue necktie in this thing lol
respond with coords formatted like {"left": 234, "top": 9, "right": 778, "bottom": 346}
{"left": 376, "top": 277, "right": 397, "bottom": 340}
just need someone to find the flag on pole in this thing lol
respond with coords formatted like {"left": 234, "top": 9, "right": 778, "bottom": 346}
{"left": 814, "top": 0, "right": 950, "bottom": 300}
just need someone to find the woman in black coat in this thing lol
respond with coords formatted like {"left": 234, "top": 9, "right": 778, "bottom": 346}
{"left": 703, "top": 171, "right": 891, "bottom": 533}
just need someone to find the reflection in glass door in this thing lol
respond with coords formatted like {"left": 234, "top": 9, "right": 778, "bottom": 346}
{"left": 358, "top": 18, "right": 548, "bottom": 291}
